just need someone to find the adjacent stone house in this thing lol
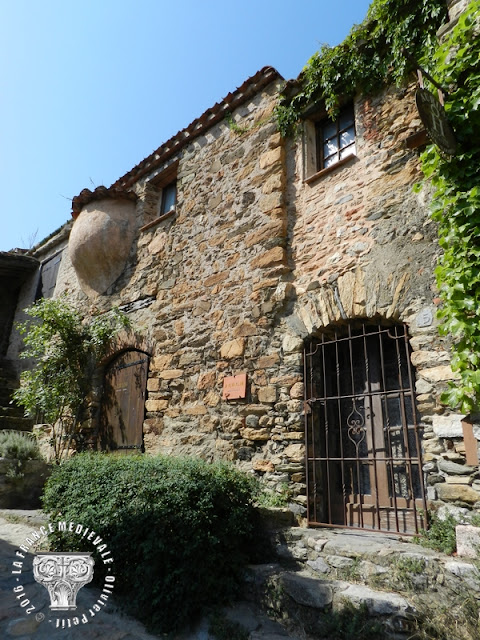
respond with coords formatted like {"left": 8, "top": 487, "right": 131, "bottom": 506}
{"left": 4, "top": 0, "right": 479, "bottom": 535}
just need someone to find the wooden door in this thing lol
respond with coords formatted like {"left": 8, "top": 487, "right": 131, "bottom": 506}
{"left": 100, "top": 350, "right": 148, "bottom": 453}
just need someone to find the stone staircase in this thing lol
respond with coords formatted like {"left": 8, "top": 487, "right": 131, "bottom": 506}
{"left": 248, "top": 510, "right": 480, "bottom": 639}
{"left": 0, "top": 358, "right": 33, "bottom": 433}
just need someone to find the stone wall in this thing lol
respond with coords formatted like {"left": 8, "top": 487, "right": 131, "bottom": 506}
{"left": 53, "top": 79, "right": 307, "bottom": 491}
{"left": 279, "top": 78, "right": 480, "bottom": 512}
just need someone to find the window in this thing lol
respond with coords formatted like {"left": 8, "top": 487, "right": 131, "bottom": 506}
{"left": 159, "top": 180, "right": 176, "bottom": 215}
{"left": 35, "top": 251, "right": 63, "bottom": 300}
{"left": 316, "top": 104, "right": 356, "bottom": 170}
{"left": 303, "top": 103, "right": 356, "bottom": 180}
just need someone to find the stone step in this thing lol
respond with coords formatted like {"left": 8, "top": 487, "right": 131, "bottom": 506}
{"left": 0, "top": 382, "right": 18, "bottom": 404}
{"left": 246, "top": 563, "right": 414, "bottom": 639}
{"left": 0, "top": 406, "right": 25, "bottom": 418}
{"left": 261, "top": 523, "right": 480, "bottom": 639}
{"left": 0, "top": 415, "right": 34, "bottom": 432}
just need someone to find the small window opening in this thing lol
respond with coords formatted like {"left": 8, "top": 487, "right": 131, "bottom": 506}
{"left": 315, "top": 104, "right": 356, "bottom": 171}
{"left": 160, "top": 181, "right": 176, "bottom": 215}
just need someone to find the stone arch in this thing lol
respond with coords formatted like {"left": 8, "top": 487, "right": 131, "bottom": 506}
{"left": 286, "top": 267, "right": 413, "bottom": 340}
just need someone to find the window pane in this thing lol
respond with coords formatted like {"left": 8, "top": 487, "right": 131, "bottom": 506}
{"left": 339, "top": 109, "right": 354, "bottom": 130}
{"left": 322, "top": 121, "right": 337, "bottom": 140}
{"left": 324, "top": 138, "right": 338, "bottom": 158}
{"left": 324, "top": 154, "right": 338, "bottom": 168}
{"left": 161, "top": 182, "right": 176, "bottom": 214}
{"left": 340, "top": 143, "right": 356, "bottom": 160}
{"left": 340, "top": 126, "right": 355, "bottom": 149}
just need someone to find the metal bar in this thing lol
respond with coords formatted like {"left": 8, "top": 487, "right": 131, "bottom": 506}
{"left": 321, "top": 334, "right": 332, "bottom": 525}
{"left": 348, "top": 323, "right": 364, "bottom": 529}
{"left": 307, "top": 521, "right": 418, "bottom": 537}
{"left": 395, "top": 327, "right": 417, "bottom": 527}
{"left": 115, "top": 444, "right": 142, "bottom": 450}
{"left": 310, "top": 345, "right": 318, "bottom": 521}
{"left": 378, "top": 324, "right": 399, "bottom": 532}
{"left": 112, "top": 358, "right": 149, "bottom": 372}
{"left": 336, "top": 330, "right": 347, "bottom": 528}
{"left": 308, "top": 456, "right": 425, "bottom": 462}
{"left": 308, "top": 389, "right": 415, "bottom": 402}
{"left": 402, "top": 48, "right": 450, "bottom": 96}
{"left": 384, "top": 327, "right": 402, "bottom": 532}
{"left": 304, "top": 346, "right": 312, "bottom": 524}
{"left": 363, "top": 324, "right": 381, "bottom": 530}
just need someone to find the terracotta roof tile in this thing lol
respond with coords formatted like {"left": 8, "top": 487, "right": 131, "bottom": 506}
{"left": 71, "top": 186, "right": 138, "bottom": 218}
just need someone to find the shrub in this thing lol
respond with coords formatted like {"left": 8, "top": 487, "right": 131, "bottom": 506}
{"left": 0, "top": 430, "right": 42, "bottom": 461}
{"left": 414, "top": 511, "right": 458, "bottom": 555}
{"left": 13, "top": 298, "right": 131, "bottom": 462}
{"left": 42, "top": 453, "right": 258, "bottom": 633}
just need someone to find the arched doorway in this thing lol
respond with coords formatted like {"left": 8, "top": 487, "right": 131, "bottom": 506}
{"left": 304, "top": 321, "right": 427, "bottom": 534}
{"left": 100, "top": 349, "right": 149, "bottom": 453}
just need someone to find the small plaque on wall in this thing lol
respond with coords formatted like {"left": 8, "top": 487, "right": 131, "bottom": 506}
{"left": 222, "top": 373, "right": 247, "bottom": 400}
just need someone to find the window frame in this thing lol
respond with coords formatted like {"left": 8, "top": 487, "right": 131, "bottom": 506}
{"left": 315, "top": 104, "right": 356, "bottom": 171}
{"left": 159, "top": 180, "right": 177, "bottom": 215}
{"left": 303, "top": 101, "right": 357, "bottom": 182}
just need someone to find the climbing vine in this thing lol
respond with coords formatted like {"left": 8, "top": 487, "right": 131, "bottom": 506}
{"left": 275, "top": 0, "right": 447, "bottom": 135}
{"left": 418, "top": 2, "right": 480, "bottom": 412}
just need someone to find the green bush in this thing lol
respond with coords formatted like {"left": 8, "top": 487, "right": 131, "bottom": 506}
{"left": 414, "top": 511, "right": 458, "bottom": 555}
{"left": 0, "top": 430, "right": 42, "bottom": 461}
{"left": 42, "top": 453, "right": 259, "bottom": 633}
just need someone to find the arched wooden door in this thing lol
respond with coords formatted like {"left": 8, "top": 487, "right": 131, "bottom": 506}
{"left": 100, "top": 350, "right": 149, "bottom": 453}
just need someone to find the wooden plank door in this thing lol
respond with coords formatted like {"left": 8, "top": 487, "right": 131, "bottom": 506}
{"left": 100, "top": 350, "right": 148, "bottom": 453}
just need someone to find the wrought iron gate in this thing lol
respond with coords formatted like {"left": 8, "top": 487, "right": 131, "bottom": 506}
{"left": 304, "top": 322, "right": 427, "bottom": 534}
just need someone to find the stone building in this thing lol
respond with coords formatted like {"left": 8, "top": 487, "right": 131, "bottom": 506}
{"left": 3, "top": 0, "right": 479, "bottom": 535}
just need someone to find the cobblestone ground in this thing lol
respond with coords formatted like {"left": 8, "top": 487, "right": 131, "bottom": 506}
{"left": 0, "top": 510, "right": 295, "bottom": 640}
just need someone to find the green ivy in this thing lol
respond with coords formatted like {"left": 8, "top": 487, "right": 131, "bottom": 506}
{"left": 275, "top": 0, "right": 447, "bottom": 135}
{"left": 418, "top": 2, "right": 480, "bottom": 412}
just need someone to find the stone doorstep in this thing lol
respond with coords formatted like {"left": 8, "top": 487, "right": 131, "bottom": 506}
{"left": 269, "top": 525, "right": 480, "bottom": 595}
{"left": 250, "top": 524, "right": 480, "bottom": 638}
{"left": 245, "top": 564, "right": 414, "bottom": 638}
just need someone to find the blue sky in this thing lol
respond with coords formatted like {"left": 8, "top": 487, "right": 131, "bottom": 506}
{"left": 0, "top": 0, "right": 372, "bottom": 252}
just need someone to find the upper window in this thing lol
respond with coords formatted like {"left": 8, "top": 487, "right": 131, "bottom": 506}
{"left": 160, "top": 180, "right": 176, "bottom": 215}
{"left": 315, "top": 104, "right": 356, "bottom": 171}
{"left": 35, "top": 251, "right": 63, "bottom": 300}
